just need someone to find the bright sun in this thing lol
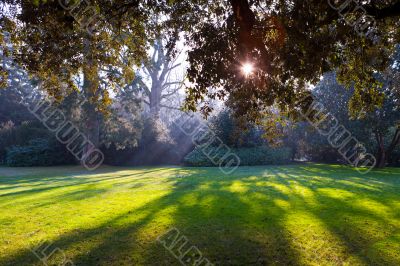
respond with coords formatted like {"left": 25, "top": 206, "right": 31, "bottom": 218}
{"left": 241, "top": 63, "right": 254, "bottom": 76}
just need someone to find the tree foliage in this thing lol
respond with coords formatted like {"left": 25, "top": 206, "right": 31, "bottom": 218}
{"left": 183, "top": 0, "right": 400, "bottom": 121}
{"left": 294, "top": 71, "right": 400, "bottom": 167}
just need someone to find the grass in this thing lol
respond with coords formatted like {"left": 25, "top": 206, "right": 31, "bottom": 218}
{"left": 0, "top": 163, "right": 399, "bottom": 265}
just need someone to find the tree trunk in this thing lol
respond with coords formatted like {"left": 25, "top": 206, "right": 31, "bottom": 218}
{"left": 81, "top": 36, "right": 100, "bottom": 163}
{"left": 375, "top": 132, "right": 387, "bottom": 168}
{"left": 150, "top": 82, "right": 162, "bottom": 118}
{"left": 374, "top": 129, "right": 400, "bottom": 168}
{"left": 386, "top": 128, "right": 400, "bottom": 166}
{"left": 376, "top": 148, "right": 386, "bottom": 168}
{"left": 229, "top": 0, "right": 271, "bottom": 72}
{"left": 82, "top": 71, "right": 100, "bottom": 162}
{"left": 81, "top": 37, "right": 100, "bottom": 163}
{"left": 291, "top": 145, "right": 297, "bottom": 161}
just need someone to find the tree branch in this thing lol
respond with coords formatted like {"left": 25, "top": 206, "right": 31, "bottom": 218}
{"left": 168, "top": 63, "right": 181, "bottom": 72}
{"left": 162, "top": 81, "right": 182, "bottom": 89}
{"left": 161, "top": 86, "right": 182, "bottom": 99}
{"left": 136, "top": 78, "right": 151, "bottom": 96}
{"left": 160, "top": 104, "right": 181, "bottom": 111}
{"left": 364, "top": 2, "right": 400, "bottom": 19}
{"left": 159, "top": 63, "right": 181, "bottom": 84}
{"left": 229, "top": 0, "right": 271, "bottom": 72}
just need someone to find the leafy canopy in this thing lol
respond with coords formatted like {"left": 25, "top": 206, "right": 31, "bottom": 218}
{"left": 183, "top": 0, "right": 400, "bottom": 121}
{"left": 1, "top": 0, "right": 399, "bottom": 121}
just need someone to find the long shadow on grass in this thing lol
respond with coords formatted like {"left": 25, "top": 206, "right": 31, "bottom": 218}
{"left": 142, "top": 175, "right": 303, "bottom": 265}
{"left": 0, "top": 167, "right": 304, "bottom": 266}
{"left": 69, "top": 168, "right": 303, "bottom": 265}
{"left": 0, "top": 169, "right": 173, "bottom": 203}
{"left": 279, "top": 166, "right": 400, "bottom": 265}
{"left": 2, "top": 165, "right": 399, "bottom": 265}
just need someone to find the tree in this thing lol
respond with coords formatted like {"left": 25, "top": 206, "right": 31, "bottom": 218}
{"left": 183, "top": 0, "right": 400, "bottom": 122}
{"left": 3, "top": 0, "right": 400, "bottom": 126}
{"left": 101, "top": 87, "right": 143, "bottom": 150}
{"left": 210, "top": 108, "right": 267, "bottom": 148}
{"left": 310, "top": 71, "right": 400, "bottom": 168}
{"left": 0, "top": 83, "right": 34, "bottom": 125}
{"left": 364, "top": 86, "right": 400, "bottom": 168}
{"left": 131, "top": 37, "right": 184, "bottom": 119}
{"left": 296, "top": 73, "right": 364, "bottom": 163}
{"left": 1, "top": 0, "right": 150, "bottom": 159}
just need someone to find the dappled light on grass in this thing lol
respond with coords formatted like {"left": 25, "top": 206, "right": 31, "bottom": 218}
{"left": 284, "top": 212, "right": 362, "bottom": 265}
{"left": 0, "top": 164, "right": 400, "bottom": 265}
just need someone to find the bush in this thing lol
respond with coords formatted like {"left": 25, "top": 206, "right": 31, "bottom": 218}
{"left": 6, "top": 138, "right": 73, "bottom": 167}
{"left": 184, "top": 146, "right": 292, "bottom": 167}
{"left": 0, "top": 121, "right": 55, "bottom": 164}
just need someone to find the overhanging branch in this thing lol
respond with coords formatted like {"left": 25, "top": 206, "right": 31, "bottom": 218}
{"left": 364, "top": 2, "right": 400, "bottom": 19}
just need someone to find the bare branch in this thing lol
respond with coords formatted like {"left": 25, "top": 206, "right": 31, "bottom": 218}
{"left": 160, "top": 104, "right": 181, "bottom": 111}
{"left": 168, "top": 63, "right": 181, "bottom": 72}
{"left": 159, "top": 63, "right": 181, "bottom": 83}
{"left": 161, "top": 86, "right": 182, "bottom": 99}
{"left": 162, "top": 81, "right": 182, "bottom": 89}
{"left": 364, "top": 2, "right": 400, "bottom": 19}
{"left": 136, "top": 78, "right": 151, "bottom": 96}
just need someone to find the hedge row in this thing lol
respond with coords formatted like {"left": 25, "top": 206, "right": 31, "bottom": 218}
{"left": 6, "top": 138, "right": 73, "bottom": 167}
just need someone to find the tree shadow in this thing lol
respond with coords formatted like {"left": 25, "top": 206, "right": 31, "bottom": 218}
{"left": 0, "top": 165, "right": 399, "bottom": 265}
{"left": 279, "top": 166, "right": 400, "bottom": 265}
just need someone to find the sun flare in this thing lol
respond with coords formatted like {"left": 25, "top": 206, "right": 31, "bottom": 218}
{"left": 241, "top": 63, "right": 254, "bottom": 76}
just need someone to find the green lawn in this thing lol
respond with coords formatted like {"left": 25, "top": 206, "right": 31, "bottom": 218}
{"left": 0, "top": 164, "right": 399, "bottom": 265}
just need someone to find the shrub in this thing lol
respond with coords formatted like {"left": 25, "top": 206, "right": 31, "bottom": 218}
{"left": 184, "top": 146, "right": 292, "bottom": 167}
{"left": 6, "top": 138, "right": 73, "bottom": 167}
{"left": 0, "top": 121, "right": 55, "bottom": 164}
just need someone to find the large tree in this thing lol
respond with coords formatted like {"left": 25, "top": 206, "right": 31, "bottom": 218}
{"left": 2, "top": 0, "right": 400, "bottom": 127}
{"left": 129, "top": 37, "right": 185, "bottom": 119}
{"left": 0, "top": 0, "right": 150, "bottom": 159}
{"left": 306, "top": 71, "right": 400, "bottom": 168}
{"left": 183, "top": 0, "right": 400, "bottom": 122}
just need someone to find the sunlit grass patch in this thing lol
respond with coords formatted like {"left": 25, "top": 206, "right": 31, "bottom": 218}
{"left": 0, "top": 163, "right": 399, "bottom": 265}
